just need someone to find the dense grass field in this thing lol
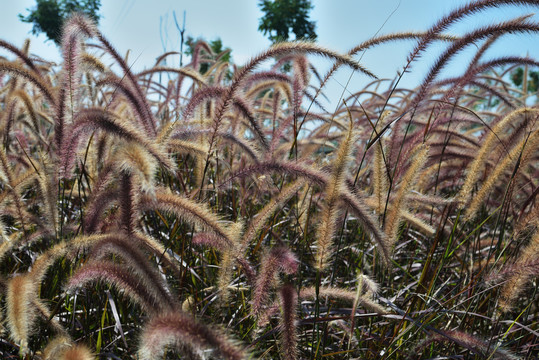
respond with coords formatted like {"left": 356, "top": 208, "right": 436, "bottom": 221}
{"left": 0, "top": 0, "right": 538, "bottom": 359}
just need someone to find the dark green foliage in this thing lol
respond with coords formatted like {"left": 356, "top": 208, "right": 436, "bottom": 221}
{"left": 185, "top": 36, "right": 232, "bottom": 74}
{"left": 19, "top": 0, "right": 101, "bottom": 44}
{"left": 511, "top": 66, "right": 539, "bottom": 92}
{"left": 258, "top": 0, "right": 317, "bottom": 42}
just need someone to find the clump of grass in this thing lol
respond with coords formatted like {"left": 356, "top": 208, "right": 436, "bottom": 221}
{"left": 0, "top": 3, "right": 538, "bottom": 359}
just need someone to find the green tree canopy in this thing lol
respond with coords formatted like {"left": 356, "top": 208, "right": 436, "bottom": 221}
{"left": 19, "top": 0, "right": 101, "bottom": 45}
{"left": 511, "top": 67, "right": 539, "bottom": 93}
{"left": 258, "top": 0, "right": 317, "bottom": 43}
{"left": 185, "top": 36, "right": 232, "bottom": 74}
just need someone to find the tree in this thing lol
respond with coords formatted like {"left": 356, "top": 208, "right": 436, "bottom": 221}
{"left": 185, "top": 36, "right": 232, "bottom": 74}
{"left": 258, "top": 0, "right": 317, "bottom": 43}
{"left": 511, "top": 67, "right": 539, "bottom": 93}
{"left": 19, "top": 0, "right": 101, "bottom": 45}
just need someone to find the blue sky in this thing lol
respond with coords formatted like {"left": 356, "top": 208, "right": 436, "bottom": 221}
{"left": 1, "top": 1, "right": 539, "bottom": 104}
